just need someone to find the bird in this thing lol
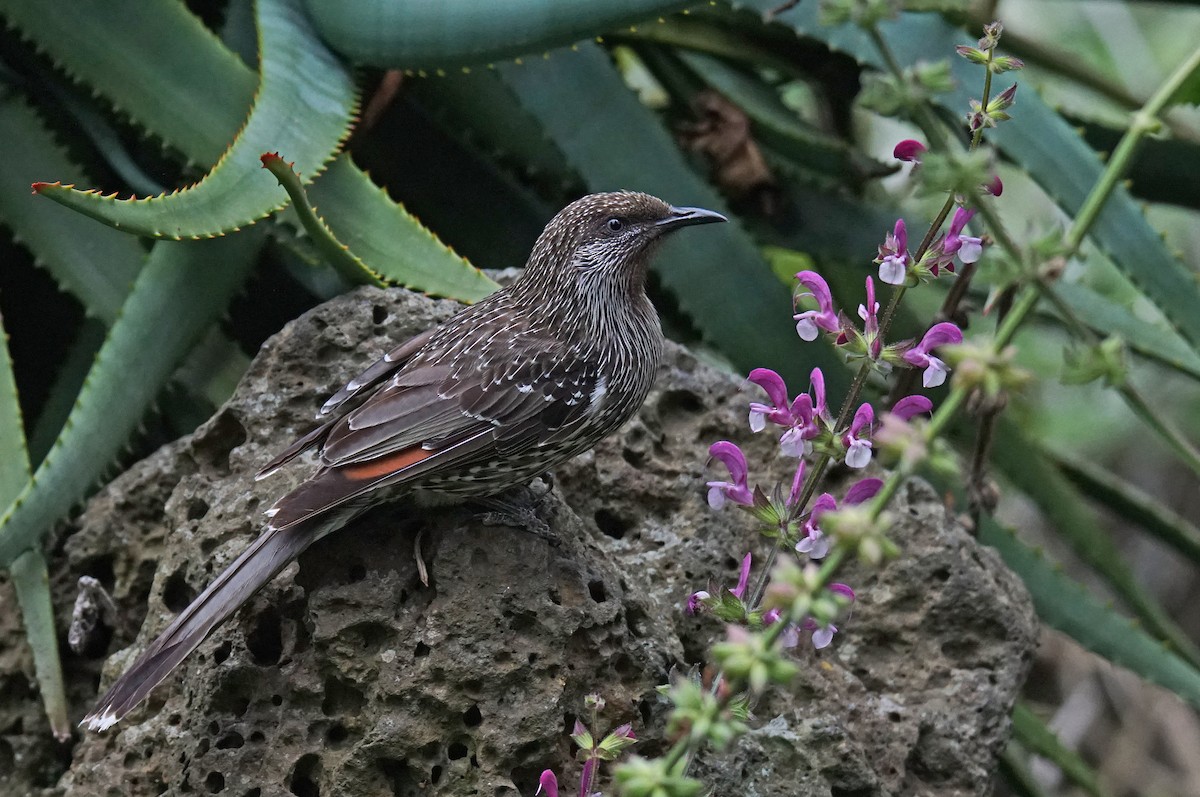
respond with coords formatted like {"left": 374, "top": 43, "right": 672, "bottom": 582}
{"left": 83, "top": 191, "right": 726, "bottom": 730}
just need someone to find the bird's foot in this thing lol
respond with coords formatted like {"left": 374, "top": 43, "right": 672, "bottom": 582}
{"left": 475, "top": 478, "right": 558, "bottom": 546}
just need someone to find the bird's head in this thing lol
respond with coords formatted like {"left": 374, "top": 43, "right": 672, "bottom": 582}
{"left": 519, "top": 191, "right": 726, "bottom": 298}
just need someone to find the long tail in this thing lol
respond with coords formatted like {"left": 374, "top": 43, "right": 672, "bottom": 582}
{"left": 83, "top": 509, "right": 354, "bottom": 731}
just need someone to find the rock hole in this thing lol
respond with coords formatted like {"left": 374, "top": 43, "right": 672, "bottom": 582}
{"left": 548, "top": 588, "right": 562, "bottom": 606}
{"left": 80, "top": 554, "right": 115, "bottom": 587}
{"left": 289, "top": 753, "right": 322, "bottom": 797}
{"left": 470, "top": 755, "right": 479, "bottom": 768}
{"left": 593, "top": 509, "right": 629, "bottom": 540}
{"left": 326, "top": 724, "right": 348, "bottom": 745}
{"left": 414, "top": 641, "right": 431, "bottom": 657}
{"left": 345, "top": 621, "right": 389, "bottom": 653}
{"left": 163, "top": 569, "right": 197, "bottom": 613}
{"left": 588, "top": 579, "right": 607, "bottom": 603}
{"left": 462, "top": 705, "right": 482, "bottom": 727}
{"left": 527, "top": 652, "right": 538, "bottom": 665}
{"left": 249, "top": 731, "right": 265, "bottom": 743}
{"left": 192, "top": 410, "right": 248, "bottom": 474}
{"left": 932, "top": 566, "right": 951, "bottom": 582}
{"left": 372, "top": 305, "right": 389, "bottom": 325}
{"left": 321, "top": 678, "right": 366, "bottom": 716}
{"left": 246, "top": 608, "right": 283, "bottom": 665}
{"left": 347, "top": 562, "right": 367, "bottom": 583}
{"left": 216, "top": 732, "right": 244, "bottom": 750}
{"left": 205, "top": 772, "right": 225, "bottom": 793}
{"left": 272, "top": 694, "right": 284, "bottom": 706}
{"left": 187, "top": 498, "right": 210, "bottom": 521}
{"left": 448, "top": 742, "right": 468, "bottom": 760}
{"left": 430, "top": 765, "right": 444, "bottom": 785}
{"left": 378, "top": 758, "right": 415, "bottom": 796}
{"left": 243, "top": 790, "right": 261, "bottom": 797}
{"left": 208, "top": 721, "right": 220, "bottom": 736}
{"left": 213, "top": 641, "right": 232, "bottom": 665}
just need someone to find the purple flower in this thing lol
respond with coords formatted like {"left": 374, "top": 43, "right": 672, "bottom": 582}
{"left": 746, "top": 368, "right": 794, "bottom": 431}
{"left": 706, "top": 441, "right": 755, "bottom": 509}
{"left": 796, "top": 493, "right": 837, "bottom": 560}
{"left": 903, "top": 323, "right": 963, "bottom": 388}
{"left": 746, "top": 369, "right": 821, "bottom": 457}
{"left": 536, "top": 770, "right": 558, "bottom": 797}
{"left": 856, "top": 277, "right": 883, "bottom": 360}
{"left": 944, "top": 207, "right": 982, "bottom": 265}
{"left": 793, "top": 271, "right": 841, "bottom": 341}
{"left": 686, "top": 590, "right": 710, "bottom": 614}
{"left": 843, "top": 478, "right": 883, "bottom": 506}
{"left": 830, "top": 582, "right": 856, "bottom": 601}
{"left": 843, "top": 403, "right": 875, "bottom": 469}
{"left": 891, "top": 395, "right": 933, "bottom": 420}
{"left": 811, "top": 622, "right": 838, "bottom": 649}
{"left": 788, "top": 459, "right": 807, "bottom": 508}
{"left": 578, "top": 758, "right": 597, "bottom": 797}
{"left": 893, "top": 139, "right": 927, "bottom": 162}
{"left": 983, "top": 175, "right": 1003, "bottom": 196}
{"left": 729, "top": 552, "right": 753, "bottom": 600}
{"left": 877, "top": 219, "right": 909, "bottom": 286}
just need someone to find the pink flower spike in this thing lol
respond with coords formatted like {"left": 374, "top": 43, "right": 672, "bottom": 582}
{"left": 788, "top": 459, "right": 807, "bottom": 507}
{"left": 729, "top": 552, "right": 753, "bottom": 600}
{"left": 843, "top": 478, "right": 883, "bottom": 505}
{"left": 809, "top": 368, "right": 828, "bottom": 419}
{"left": 945, "top": 207, "right": 983, "bottom": 265}
{"left": 830, "top": 583, "right": 856, "bottom": 601}
{"left": 843, "top": 403, "right": 875, "bottom": 469}
{"left": 794, "top": 271, "right": 840, "bottom": 341}
{"left": 903, "top": 323, "right": 963, "bottom": 388}
{"left": 878, "top": 219, "right": 909, "bottom": 285}
{"left": 984, "top": 174, "right": 1003, "bottom": 196}
{"left": 747, "top": 368, "right": 793, "bottom": 431}
{"left": 686, "top": 590, "right": 710, "bottom": 614}
{"left": 812, "top": 624, "right": 837, "bottom": 649}
{"left": 537, "top": 770, "right": 559, "bottom": 797}
{"left": 706, "top": 441, "right": 754, "bottom": 509}
{"left": 763, "top": 608, "right": 783, "bottom": 625}
{"left": 891, "top": 395, "right": 934, "bottom": 421}
{"left": 578, "top": 759, "right": 597, "bottom": 797}
{"left": 797, "top": 493, "right": 836, "bottom": 560}
{"left": 893, "top": 139, "right": 927, "bottom": 162}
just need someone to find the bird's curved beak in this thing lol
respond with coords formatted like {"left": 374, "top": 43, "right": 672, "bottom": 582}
{"left": 657, "top": 205, "right": 728, "bottom": 232}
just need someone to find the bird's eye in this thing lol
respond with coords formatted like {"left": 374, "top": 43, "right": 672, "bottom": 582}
{"left": 606, "top": 217, "right": 624, "bottom": 232}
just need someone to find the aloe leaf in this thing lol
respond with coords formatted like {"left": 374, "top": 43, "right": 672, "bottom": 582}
{"left": 979, "top": 518, "right": 1200, "bottom": 708}
{"left": 28, "top": 319, "right": 106, "bottom": 466}
{"left": 990, "top": 420, "right": 1200, "bottom": 668}
{"left": 10, "top": 550, "right": 69, "bottom": 739}
{"left": 1011, "top": 703, "right": 1111, "bottom": 797}
{"left": 0, "top": 309, "right": 28, "bottom": 506}
{"left": 31, "top": 0, "right": 357, "bottom": 239}
{"left": 1051, "top": 283, "right": 1200, "bottom": 382}
{"left": 497, "top": 42, "right": 849, "bottom": 393}
{"left": 0, "top": 0, "right": 494, "bottom": 301}
{"left": 303, "top": 0, "right": 694, "bottom": 68}
{"left": 0, "top": 233, "right": 262, "bottom": 568}
{"left": 303, "top": 163, "right": 497, "bottom": 299}
{"left": 0, "top": 314, "right": 69, "bottom": 739}
{"left": 999, "top": 745, "right": 1048, "bottom": 797}
{"left": 1048, "top": 449, "right": 1200, "bottom": 566}
{"left": 261, "top": 152, "right": 384, "bottom": 286}
{"left": 1073, "top": 116, "right": 1200, "bottom": 209}
{"left": 0, "top": 91, "right": 143, "bottom": 322}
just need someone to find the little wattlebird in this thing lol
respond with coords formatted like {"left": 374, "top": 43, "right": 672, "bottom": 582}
{"left": 84, "top": 191, "right": 725, "bottom": 730}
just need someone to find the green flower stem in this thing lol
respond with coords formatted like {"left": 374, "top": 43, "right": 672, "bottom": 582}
{"left": 1066, "top": 43, "right": 1200, "bottom": 254}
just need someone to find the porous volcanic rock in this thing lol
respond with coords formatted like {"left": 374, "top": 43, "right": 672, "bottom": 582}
{"left": 0, "top": 287, "right": 1037, "bottom": 796}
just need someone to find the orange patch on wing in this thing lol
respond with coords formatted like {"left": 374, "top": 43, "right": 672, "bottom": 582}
{"left": 340, "top": 446, "right": 433, "bottom": 482}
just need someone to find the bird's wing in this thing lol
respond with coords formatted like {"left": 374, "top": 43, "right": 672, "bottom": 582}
{"left": 254, "top": 327, "right": 437, "bottom": 480}
{"left": 264, "top": 339, "right": 603, "bottom": 530}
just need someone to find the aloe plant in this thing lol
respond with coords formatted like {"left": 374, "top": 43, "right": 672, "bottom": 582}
{"left": 0, "top": 1, "right": 1196, "bottom": 795}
